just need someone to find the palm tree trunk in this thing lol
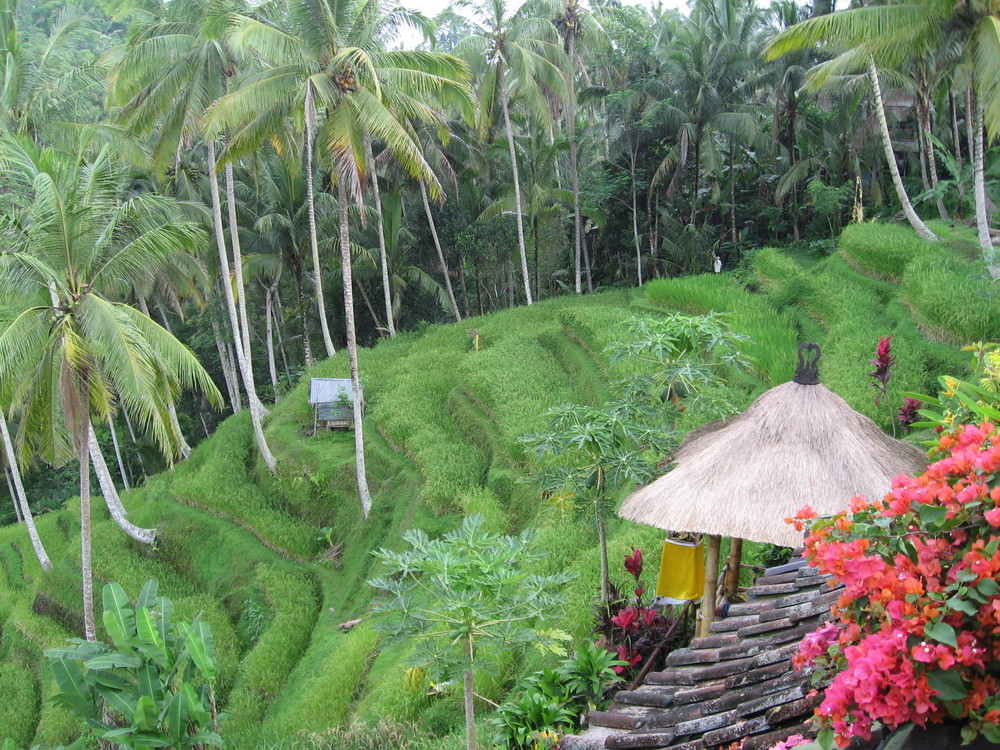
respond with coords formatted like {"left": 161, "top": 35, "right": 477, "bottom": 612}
{"left": 207, "top": 140, "right": 261, "bottom": 421}
{"left": 272, "top": 290, "right": 291, "bottom": 378}
{"left": 79, "top": 402, "right": 95, "bottom": 642}
{"left": 5, "top": 466, "right": 23, "bottom": 524}
{"left": 420, "top": 181, "right": 461, "bottom": 322}
{"left": 1, "top": 413, "right": 51, "bottom": 571}
{"left": 364, "top": 134, "right": 397, "bottom": 337}
{"left": 207, "top": 141, "right": 248, "bottom": 372}
{"left": 969, "top": 91, "right": 995, "bottom": 269}
{"left": 88, "top": 426, "right": 155, "bottom": 545}
{"left": 567, "top": 32, "right": 584, "bottom": 296}
{"left": 921, "top": 107, "right": 949, "bottom": 220}
{"left": 498, "top": 65, "right": 533, "bottom": 305}
{"left": 291, "top": 258, "right": 315, "bottom": 368}
{"left": 533, "top": 215, "right": 541, "bottom": 300}
{"left": 265, "top": 285, "right": 279, "bottom": 399}
{"left": 337, "top": 179, "right": 372, "bottom": 518}
{"left": 459, "top": 252, "right": 471, "bottom": 318}
{"left": 107, "top": 419, "right": 130, "bottom": 491}
{"left": 305, "top": 84, "right": 338, "bottom": 358}
{"left": 168, "top": 401, "right": 192, "bottom": 459}
{"left": 868, "top": 61, "right": 938, "bottom": 242}
{"left": 952, "top": 92, "right": 964, "bottom": 174}
{"left": 122, "top": 410, "right": 147, "bottom": 482}
{"left": 155, "top": 299, "right": 173, "bottom": 334}
{"left": 356, "top": 278, "right": 384, "bottom": 332}
{"left": 211, "top": 318, "right": 241, "bottom": 413}
{"left": 632, "top": 157, "right": 643, "bottom": 286}
{"left": 582, "top": 229, "right": 593, "bottom": 293}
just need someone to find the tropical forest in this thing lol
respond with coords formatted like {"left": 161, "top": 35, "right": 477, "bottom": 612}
{"left": 2, "top": 0, "right": 1000, "bottom": 747}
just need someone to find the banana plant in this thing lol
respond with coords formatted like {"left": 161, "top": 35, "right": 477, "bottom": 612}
{"left": 44, "top": 580, "right": 224, "bottom": 750}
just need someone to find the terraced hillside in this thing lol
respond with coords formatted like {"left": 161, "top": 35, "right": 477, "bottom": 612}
{"left": 0, "top": 223, "right": 978, "bottom": 749}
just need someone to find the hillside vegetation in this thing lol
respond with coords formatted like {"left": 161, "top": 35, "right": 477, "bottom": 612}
{"left": 0, "top": 223, "right": 981, "bottom": 749}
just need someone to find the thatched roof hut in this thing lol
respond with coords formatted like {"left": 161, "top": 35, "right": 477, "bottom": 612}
{"left": 620, "top": 379, "right": 927, "bottom": 548}
{"left": 620, "top": 343, "right": 927, "bottom": 635}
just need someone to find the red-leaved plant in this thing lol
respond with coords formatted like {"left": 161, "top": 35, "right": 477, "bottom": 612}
{"left": 594, "top": 548, "right": 681, "bottom": 682}
{"left": 868, "top": 336, "right": 894, "bottom": 407}
{"left": 788, "top": 422, "right": 1000, "bottom": 748}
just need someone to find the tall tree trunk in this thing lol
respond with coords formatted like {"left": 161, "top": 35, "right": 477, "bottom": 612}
{"left": 211, "top": 318, "right": 240, "bottom": 413}
{"left": 917, "top": 111, "right": 932, "bottom": 194}
{"left": 647, "top": 189, "right": 658, "bottom": 276}
{"left": 690, "top": 134, "right": 702, "bottom": 226}
{"left": 364, "top": 134, "right": 396, "bottom": 337}
{"left": 5, "top": 465, "right": 23, "bottom": 525}
{"left": 356, "top": 278, "right": 385, "bottom": 333}
{"left": 88, "top": 426, "right": 155, "bottom": 545}
{"left": 533, "top": 215, "right": 541, "bottom": 300}
{"left": 420, "top": 181, "right": 461, "bottom": 322}
{"left": 208, "top": 148, "right": 277, "bottom": 474}
{"left": 80, "top": 400, "right": 95, "bottom": 642}
{"left": 155, "top": 299, "right": 173, "bottom": 334}
{"left": 265, "top": 285, "right": 279, "bottom": 399}
{"left": 498, "top": 65, "right": 533, "bottom": 305}
{"left": 567, "top": 32, "right": 584, "bottom": 296}
{"left": 337, "top": 179, "right": 373, "bottom": 518}
{"left": 868, "top": 61, "right": 938, "bottom": 242}
{"left": 1, "top": 413, "right": 51, "bottom": 571}
{"left": 969, "top": 90, "right": 995, "bottom": 270}
{"left": 459, "top": 251, "right": 471, "bottom": 319}
{"left": 291, "top": 258, "right": 315, "bottom": 368}
{"left": 168, "top": 401, "right": 192, "bottom": 459}
{"left": 305, "top": 83, "right": 338, "bottom": 357}
{"left": 272, "top": 289, "right": 292, "bottom": 379}
{"left": 631, "top": 157, "right": 643, "bottom": 286}
{"left": 122, "top": 410, "right": 147, "bottom": 482}
{"left": 922, "top": 109, "right": 949, "bottom": 221}
{"left": 582, "top": 228, "right": 593, "bottom": 293}
{"left": 108, "top": 419, "right": 131, "bottom": 491}
{"left": 225, "top": 163, "right": 266, "bottom": 418}
{"left": 952, "top": 92, "right": 964, "bottom": 173}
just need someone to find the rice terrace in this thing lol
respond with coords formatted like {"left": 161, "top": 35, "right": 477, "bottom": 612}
{"left": 3, "top": 0, "right": 1000, "bottom": 747}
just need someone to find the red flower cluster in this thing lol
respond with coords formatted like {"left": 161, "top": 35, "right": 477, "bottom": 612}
{"left": 868, "top": 336, "right": 894, "bottom": 407}
{"left": 792, "top": 423, "right": 1000, "bottom": 747}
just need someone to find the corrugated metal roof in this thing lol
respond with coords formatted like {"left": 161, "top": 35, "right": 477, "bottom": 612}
{"left": 309, "top": 378, "right": 362, "bottom": 404}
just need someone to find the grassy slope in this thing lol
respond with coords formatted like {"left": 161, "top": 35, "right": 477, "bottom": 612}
{"left": 0, "top": 224, "right": 976, "bottom": 748}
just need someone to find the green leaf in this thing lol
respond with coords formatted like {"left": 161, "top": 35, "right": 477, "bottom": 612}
{"left": 882, "top": 724, "right": 915, "bottom": 750}
{"left": 95, "top": 682, "right": 138, "bottom": 720}
{"left": 163, "top": 687, "right": 191, "bottom": 747}
{"left": 181, "top": 620, "right": 216, "bottom": 682}
{"left": 49, "top": 657, "right": 98, "bottom": 718}
{"left": 136, "top": 580, "right": 159, "bottom": 611}
{"left": 103, "top": 582, "right": 137, "bottom": 655}
{"left": 816, "top": 727, "right": 836, "bottom": 750}
{"left": 132, "top": 731, "right": 171, "bottom": 748}
{"left": 946, "top": 597, "right": 978, "bottom": 616}
{"left": 137, "top": 665, "right": 163, "bottom": 704}
{"left": 85, "top": 653, "right": 144, "bottom": 670}
{"left": 134, "top": 695, "right": 159, "bottom": 732}
{"left": 135, "top": 606, "right": 169, "bottom": 669}
{"left": 979, "top": 578, "right": 1000, "bottom": 597}
{"left": 927, "top": 668, "right": 966, "bottom": 701}
{"left": 186, "top": 731, "right": 225, "bottom": 748}
{"left": 924, "top": 621, "right": 958, "bottom": 648}
{"left": 917, "top": 504, "right": 948, "bottom": 526}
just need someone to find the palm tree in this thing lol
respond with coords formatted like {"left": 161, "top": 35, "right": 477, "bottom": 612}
{"left": 208, "top": 0, "right": 472, "bottom": 516}
{"left": 106, "top": 0, "right": 277, "bottom": 471}
{"left": 539, "top": 0, "right": 607, "bottom": 294}
{"left": 456, "top": 0, "right": 567, "bottom": 305}
{"left": 0, "top": 137, "right": 222, "bottom": 640}
{"left": 763, "top": 5, "right": 952, "bottom": 243}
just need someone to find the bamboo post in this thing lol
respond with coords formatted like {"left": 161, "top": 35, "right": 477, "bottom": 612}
{"left": 699, "top": 535, "right": 721, "bottom": 638}
{"left": 724, "top": 537, "right": 743, "bottom": 598}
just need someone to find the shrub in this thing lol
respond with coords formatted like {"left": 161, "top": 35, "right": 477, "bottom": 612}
{"left": 791, "top": 423, "right": 1000, "bottom": 747}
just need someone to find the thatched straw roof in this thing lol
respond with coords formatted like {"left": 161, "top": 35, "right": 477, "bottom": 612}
{"left": 619, "top": 381, "right": 927, "bottom": 547}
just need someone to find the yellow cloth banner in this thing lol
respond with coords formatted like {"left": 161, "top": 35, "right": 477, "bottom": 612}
{"left": 655, "top": 538, "right": 704, "bottom": 603}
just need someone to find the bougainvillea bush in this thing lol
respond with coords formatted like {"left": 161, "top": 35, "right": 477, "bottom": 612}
{"left": 790, "top": 422, "right": 1000, "bottom": 748}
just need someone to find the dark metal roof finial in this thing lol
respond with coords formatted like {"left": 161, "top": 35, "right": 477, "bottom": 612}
{"left": 793, "top": 342, "right": 821, "bottom": 385}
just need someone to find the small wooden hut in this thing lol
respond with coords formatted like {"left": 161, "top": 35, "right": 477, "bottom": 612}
{"left": 309, "top": 378, "right": 363, "bottom": 431}
{"left": 620, "top": 343, "right": 926, "bottom": 635}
